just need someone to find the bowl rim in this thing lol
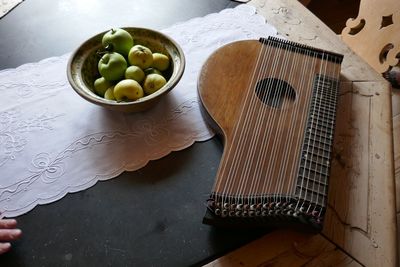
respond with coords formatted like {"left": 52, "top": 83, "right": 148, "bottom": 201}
{"left": 66, "top": 26, "right": 185, "bottom": 108}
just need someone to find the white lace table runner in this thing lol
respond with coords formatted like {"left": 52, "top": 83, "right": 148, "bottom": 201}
{"left": 0, "top": 4, "right": 278, "bottom": 218}
{"left": 0, "top": 0, "right": 23, "bottom": 18}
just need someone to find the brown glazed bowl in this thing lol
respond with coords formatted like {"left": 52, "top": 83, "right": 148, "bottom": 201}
{"left": 67, "top": 27, "right": 185, "bottom": 113}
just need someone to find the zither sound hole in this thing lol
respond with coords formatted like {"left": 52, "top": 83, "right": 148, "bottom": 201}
{"left": 255, "top": 78, "right": 296, "bottom": 109}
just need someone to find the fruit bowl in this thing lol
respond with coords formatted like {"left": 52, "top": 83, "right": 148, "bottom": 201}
{"left": 67, "top": 27, "right": 185, "bottom": 113}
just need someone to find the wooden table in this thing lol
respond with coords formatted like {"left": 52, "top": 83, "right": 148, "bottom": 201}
{"left": 206, "top": 0, "right": 397, "bottom": 266}
{"left": 0, "top": 0, "right": 396, "bottom": 266}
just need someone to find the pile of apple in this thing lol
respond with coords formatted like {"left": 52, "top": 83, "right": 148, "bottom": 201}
{"left": 93, "top": 28, "right": 170, "bottom": 102}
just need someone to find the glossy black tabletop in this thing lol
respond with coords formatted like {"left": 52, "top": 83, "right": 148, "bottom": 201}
{"left": 0, "top": 1, "right": 269, "bottom": 266}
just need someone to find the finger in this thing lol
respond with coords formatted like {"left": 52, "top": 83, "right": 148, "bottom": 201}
{"left": 0, "top": 219, "right": 17, "bottom": 229}
{"left": 0, "top": 242, "right": 11, "bottom": 255}
{"left": 0, "top": 229, "right": 22, "bottom": 241}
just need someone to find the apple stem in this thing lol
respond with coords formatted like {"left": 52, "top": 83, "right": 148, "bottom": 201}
{"left": 104, "top": 44, "right": 114, "bottom": 52}
{"left": 96, "top": 44, "right": 114, "bottom": 57}
{"left": 96, "top": 50, "right": 107, "bottom": 56}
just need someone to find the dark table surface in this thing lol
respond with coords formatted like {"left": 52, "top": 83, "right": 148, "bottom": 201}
{"left": 0, "top": 1, "right": 269, "bottom": 266}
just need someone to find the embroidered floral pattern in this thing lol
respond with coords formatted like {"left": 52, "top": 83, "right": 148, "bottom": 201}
{"left": 0, "top": 109, "right": 64, "bottom": 167}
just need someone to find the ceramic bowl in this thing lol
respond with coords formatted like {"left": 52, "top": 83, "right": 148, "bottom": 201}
{"left": 67, "top": 27, "right": 185, "bottom": 113}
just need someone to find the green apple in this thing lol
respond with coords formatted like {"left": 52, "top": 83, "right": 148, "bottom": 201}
{"left": 93, "top": 77, "right": 113, "bottom": 97}
{"left": 152, "top": 53, "right": 169, "bottom": 71}
{"left": 143, "top": 73, "right": 167, "bottom": 95}
{"left": 128, "top": 45, "right": 153, "bottom": 69}
{"left": 98, "top": 52, "right": 127, "bottom": 81}
{"left": 144, "top": 67, "right": 162, "bottom": 76}
{"left": 102, "top": 28, "right": 134, "bottom": 56}
{"left": 125, "top": 65, "right": 145, "bottom": 83}
{"left": 104, "top": 86, "right": 116, "bottom": 100}
{"left": 113, "top": 79, "right": 144, "bottom": 101}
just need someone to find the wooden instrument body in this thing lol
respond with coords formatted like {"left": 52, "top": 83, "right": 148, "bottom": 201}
{"left": 198, "top": 38, "right": 342, "bottom": 230}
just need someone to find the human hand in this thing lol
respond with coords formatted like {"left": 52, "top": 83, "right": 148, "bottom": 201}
{"left": 0, "top": 219, "right": 22, "bottom": 254}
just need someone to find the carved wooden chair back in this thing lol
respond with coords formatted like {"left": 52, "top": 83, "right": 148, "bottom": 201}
{"left": 341, "top": 0, "right": 400, "bottom": 76}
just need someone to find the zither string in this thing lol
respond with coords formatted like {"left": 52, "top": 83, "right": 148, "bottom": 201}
{"left": 212, "top": 39, "right": 273, "bottom": 205}
{"left": 303, "top": 54, "right": 341, "bottom": 214}
{"left": 231, "top": 38, "right": 287, "bottom": 205}
{"left": 212, "top": 39, "right": 341, "bottom": 213}
{"left": 248, "top": 41, "right": 306, "bottom": 205}
{"left": 311, "top": 56, "right": 341, "bottom": 216}
{"left": 269, "top": 44, "right": 318, "bottom": 205}
{"left": 218, "top": 39, "right": 279, "bottom": 207}
{"left": 230, "top": 39, "right": 289, "bottom": 206}
{"left": 237, "top": 39, "right": 293, "bottom": 206}
{"left": 294, "top": 51, "right": 327, "bottom": 212}
{"left": 300, "top": 52, "right": 329, "bottom": 213}
{"left": 283, "top": 47, "right": 319, "bottom": 202}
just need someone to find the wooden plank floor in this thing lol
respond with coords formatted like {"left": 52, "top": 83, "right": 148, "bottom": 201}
{"left": 305, "top": 0, "right": 400, "bottom": 262}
